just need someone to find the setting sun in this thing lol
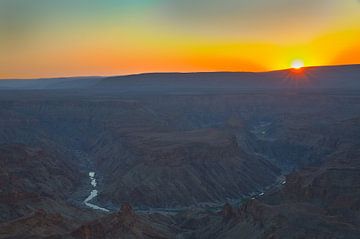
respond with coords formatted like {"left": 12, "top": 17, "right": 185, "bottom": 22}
{"left": 291, "top": 60, "right": 305, "bottom": 69}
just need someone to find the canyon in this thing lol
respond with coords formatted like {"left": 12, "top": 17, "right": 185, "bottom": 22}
{"left": 0, "top": 65, "right": 359, "bottom": 238}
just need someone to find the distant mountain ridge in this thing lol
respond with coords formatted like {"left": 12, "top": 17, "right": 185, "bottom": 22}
{"left": 0, "top": 64, "right": 359, "bottom": 91}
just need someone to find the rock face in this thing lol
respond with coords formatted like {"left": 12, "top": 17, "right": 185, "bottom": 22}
{"left": 179, "top": 120, "right": 360, "bottom": 239}
{"left": 0, "top": 144, "right": 97, "bottom": 238}
{"left": 98, "top": 128, "right": 279, "bottom": 207}
{"left": 71, "top": 203, "right": 175, "bottom": 239}
{"left": 0, "top": 144, "right": 84, "bottom": 222}
{"left": 71, "top": 222, "right": 106, "bottom": 239}
{"left": 221, "top": 203, "right": 237, "bottom": 221}
{"left": 0, "top": 210, "right": 74, "bottom": 239}
{"left": 120, "top": 202, "right": 134, "bottom": 216}
{"left": 0, "top": 144, "right": 79, "bottom": 198}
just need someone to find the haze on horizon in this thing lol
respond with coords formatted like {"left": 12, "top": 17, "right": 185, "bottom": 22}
{"left": 1, "top": 0, "right": 360, "bottom": 79}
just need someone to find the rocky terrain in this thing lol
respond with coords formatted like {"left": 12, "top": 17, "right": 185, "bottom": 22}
{"left": 0, "top": 65, "right": 359, "bottom": 238}
{"left": 176, "top": 117, "right": 360, "bottom": 239}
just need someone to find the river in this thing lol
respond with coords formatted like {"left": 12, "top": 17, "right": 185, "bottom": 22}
{"left": 83, "top": 171, "right": 110, "bottom": 212}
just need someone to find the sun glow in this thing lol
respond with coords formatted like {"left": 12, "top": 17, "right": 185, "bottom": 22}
{"left": 1, "top": 1, "right": 360, "bottom": 78}
{"left": 291, "top": 60, "right": 304, "bottom": 70}
{"left": 291, "top": 60, "right": 305, "bottom": 69}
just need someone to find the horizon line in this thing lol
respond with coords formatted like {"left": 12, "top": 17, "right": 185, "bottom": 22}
{"left": 1, "top": 63, "right": 360, "bottom": 81}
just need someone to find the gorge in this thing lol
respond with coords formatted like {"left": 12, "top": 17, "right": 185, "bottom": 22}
{"left": 0, "top": 65, "right": 359, "bottom": 238}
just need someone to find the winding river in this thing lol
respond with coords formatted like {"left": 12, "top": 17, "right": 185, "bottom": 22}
{"left": 82, "top": 171, "right": 286, "bottom": 214}
{"left": 83, "top": 171, "right": 110, "bottom": 212}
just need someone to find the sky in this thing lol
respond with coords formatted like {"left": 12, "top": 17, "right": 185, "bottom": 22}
{"left": 0, "top": 0, "right": 360, "bottom": 79}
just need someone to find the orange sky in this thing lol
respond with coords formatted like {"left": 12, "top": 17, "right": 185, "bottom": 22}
{"left": 1, "top": 0, "right": 360, "bottom": 79}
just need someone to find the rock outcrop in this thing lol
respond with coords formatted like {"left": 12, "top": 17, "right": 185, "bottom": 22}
{"left": 71, "top": 203, "right": 175, "bottom": 239}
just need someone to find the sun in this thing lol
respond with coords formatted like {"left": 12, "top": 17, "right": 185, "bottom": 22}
{"left": 291, "top": 59, "right": 304, "bottom": 69}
